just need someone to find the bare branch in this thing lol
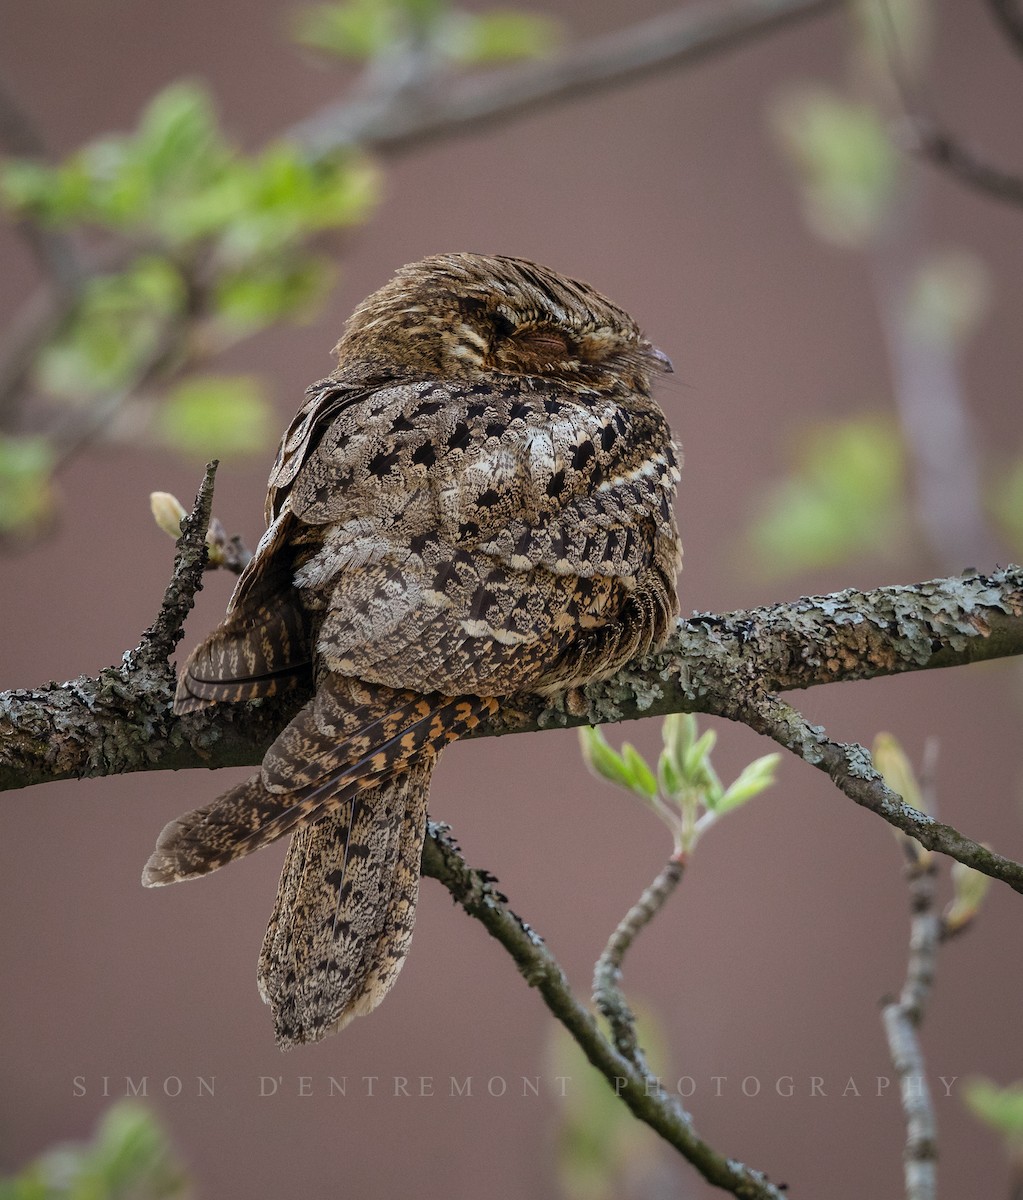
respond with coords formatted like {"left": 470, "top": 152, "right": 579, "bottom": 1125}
{"left": 421, "top": 822, "right": 785, "bottom": 1200}
{"left": 133, "top": 461, "right": 217, "bottom": 672}
{"left": 988, "top": 0, "right": 1023, "bottom": 59}
{"left": 723, "top": 689, "right": 1023, "bottom": 895}
{"left": 908, "top": 118, "right": 1023, "bottom": 210}
{"left": 290, "top": 0, "right": 844, "bottom": 158}
{"left": 593, "top": 857, "right": 685, "bottom": 1065}
{"left": 0, "top": 0, "right": 843, "bottom": 429}
{"left": 0, "top": 73, "right": 83, "bottom": 294}
{"left": 882, "top": 858, "right": 941, "bottom": 1200}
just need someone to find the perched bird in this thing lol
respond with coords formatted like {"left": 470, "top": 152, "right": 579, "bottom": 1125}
{"left": 144, "top": 253, "right": 682, "bottom": 1047}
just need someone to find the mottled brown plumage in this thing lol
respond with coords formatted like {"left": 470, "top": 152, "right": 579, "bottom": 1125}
{"left": 144, "top": 253, "right": 682, "bottom": 1047}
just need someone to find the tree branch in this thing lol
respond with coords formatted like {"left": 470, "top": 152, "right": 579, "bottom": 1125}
{"left": 0, "top": 0, "right": 843, "bottom": 428}
{"left": 988, "top": 0, "right": 1023, "bottom": 59}
{"left": 2, "top": 468, "right": 1023, "bottom": 888}
{"left": 716, "top": 689, "right": 1023, "bottom": 893}
{"left": 421, "top": 822, "right": 785, "bottom": 1200}
{"left": 289, "top": 0, "right": 844, "bottom": 158}
{"left": 909, "top": 119, "right": 1023, "bottom": 210}
{"left": 882, "top": 857, "right": 941, "bottom": 1200}
{"left": 593, "top": 856, "right": 685, "bottom": 1065}
{"left": 0, "top": 72, "right": 83, "bottom": 294}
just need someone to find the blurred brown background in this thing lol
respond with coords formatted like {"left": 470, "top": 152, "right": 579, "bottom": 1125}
{"left": 2, "top": 1, "right": 1022, "bottom": 1196}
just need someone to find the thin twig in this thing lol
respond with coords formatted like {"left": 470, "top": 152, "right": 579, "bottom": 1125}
{"left": 908, "top": 119, "right": 1023, "bottom": 209}
{"left": 0, "top": 0, "right": 843, "bottom": 432}
{"left": 289, "top": 0, "right": 844, "bottom": 157}
{"left": 988, "top": 0, "right": 1023, "bottom": 58}
{"left": 722, "top": 689, "right": 1023, "bottom": 895}
{"left": 881, "top": 856, "right": 941, "bottom": 1200}
{"left": 593, "top": 857, "right": 685, "bottom": 1065}
{"left": 0, "top": 73, "right": 83, "bottom": 294}
{"left": 876, "top": 4, "right": 1023, "bottom": 210}
{"left": 132, "top": 461, "right": 217, "bottom": 672}
{"left": 421, "top": 823, "right": 785, "bottom": 1200}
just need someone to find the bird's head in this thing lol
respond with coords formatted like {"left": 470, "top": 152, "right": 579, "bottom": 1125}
{"left": 331, "top": 252, "right": 672, "bottom": 395}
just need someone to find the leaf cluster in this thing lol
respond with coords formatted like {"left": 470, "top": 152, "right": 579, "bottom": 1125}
{"left": 580, "top": 714, "right": 779, "bottom": 857}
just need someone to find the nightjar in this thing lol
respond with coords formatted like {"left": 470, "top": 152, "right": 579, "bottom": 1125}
{"left": 144, "top": 253, "right": 682, "bottom": 1047}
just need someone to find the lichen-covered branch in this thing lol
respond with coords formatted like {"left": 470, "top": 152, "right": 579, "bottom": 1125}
{"left": 718, "top": 690, "right": 1023, "bottom": 894}
{"left": 4, "top": 565, "right": 1023, "bottom": 788}
{"left": 421, "top": 822, "right": 784, "bottom": 1200}
{"left": 2, "top": 472, "right": 1023, "bottom": 891}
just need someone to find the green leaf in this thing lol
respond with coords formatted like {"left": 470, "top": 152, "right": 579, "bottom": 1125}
{"left": 944, "top": 860, "right": 991, "bottom": 935}
{"left": 714, "top": 753, "right": 780, "bottom": 814}
{"left": 990, "top": 454, "right": 1023, "bottom": 557}
{"left": 0, "top": 1102, "right": 188, "bottom": 1198}
{"left": 446, "top": 10, "right": 562, "bottom": 63}
{"left": 76, "top": 84, "right": 231, "bottom": 234}
{"left": 155, "top": 375, "right": 274, "bottom": 459}
{"left": 213, "top": 148, "right": 378, "bottom": 262}
{"left": 133, "top": 82, "right": 226, "bottom": 191}
{"left": 578, "top": 727, "right": 635, "bottom": 794}
{"left": 906, "top": 250, "right": 990, "bottom": 347}
{"left": 771, "top": 86, "right": 899, "bottom": 247}
{"left": 682, "top": 729, "right": 717, "bottom": 779}
{"left": 0, "top": 436, "right": 55, "bottom": 538}
{"left": 547, "top": 1017, "right": 662, "bottom": 1200}
{"left": 35, "top": 257, "right": 185, "bottom": 398}
{"left": 657, "top": 745, "right": 683, "bottom": 798}
{"left": 964, "top": 1078, "right": 1023, "bottom": 1142}
{"left": 871, "top": 732, "right": 923, "bottom": 812}
{"left": 621, "top": 743, "right": 658, "bottom": 799}
{"left": 746, "top": 416, "right": 907, "bottom": 577}
{"left": 293, "top": 0, "right": 401, "bottom": 59}
{"left": 0, "top": 158, "right": 93, "bottom": 225}
{"left": 215, "top": 256, "right": 336, "bottom": 330}
{"left": 660, "top": 712, "right": 694, "bottom": 786}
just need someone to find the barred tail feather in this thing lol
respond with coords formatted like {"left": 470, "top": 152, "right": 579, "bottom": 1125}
{"left": 173, "top": 600, "right": 313, "bottom": 715}
{"left": 258, "top": 764, "right": 430, "bottom": 1047}
{"left": 143, "top": 681, "right": 496, "bottom": 885}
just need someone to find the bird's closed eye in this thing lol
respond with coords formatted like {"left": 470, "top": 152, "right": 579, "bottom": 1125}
{"left": 514, "top": 329, "right": 572, "bottom": 359}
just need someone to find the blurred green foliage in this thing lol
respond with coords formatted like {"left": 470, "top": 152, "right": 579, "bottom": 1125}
{"left": 0, "top": 436, "right": 56, "bottom": 540}
{"left": 580, "top": 713, "right": 778, "bottom": 856}
{"left": 0, "top": 84, "right": 376, "bottom": 250}
{"left": 771, "top": 86, "right": 899, "bottom": 247}
{"left": 746, "top": 416, "right": 906, "bottom": 578}
{"left": 964, "top": 1079, "right": 1023, "bottom": 1145}
{"left": 547, "top": 1015, "right": 665, "bottom": 1200}
{"left": 0, "top": 1103, "right": 188, "bottom": 1200}
{"left": 760, "top": 0, "right": 1015, "bottom": 583}
{"left": 155, "top": 376, "right": 274, "bottom": 459}
{"left": 0, "top": 0, "right": 559, "bottom": 541}
{"left": 36, "top": 258, "right": 184, "bottom": 401}
{"left": 872, "top": 730, "right": 991, "bottom": 931}
{"left": 294, "top": 0, "right": 560, "bottom": 64}
{"left": 0, "top": 81, "right": 378, "bottom": 531}
{"left": 905, "top": 249, "right": 991, "bottom": 348}
{"left": 991, "top": 456, "right": 1023, "bottom": 559}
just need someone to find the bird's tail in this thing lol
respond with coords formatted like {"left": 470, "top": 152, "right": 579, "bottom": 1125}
{"left": 258, "top": 767, "right": 431, "bottom": 1047}
{"left": 143, "top": 675, "right": 495, "bottom": 885}
{"left": 144, "top": 676, "right": 496, "bottom": 1042}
